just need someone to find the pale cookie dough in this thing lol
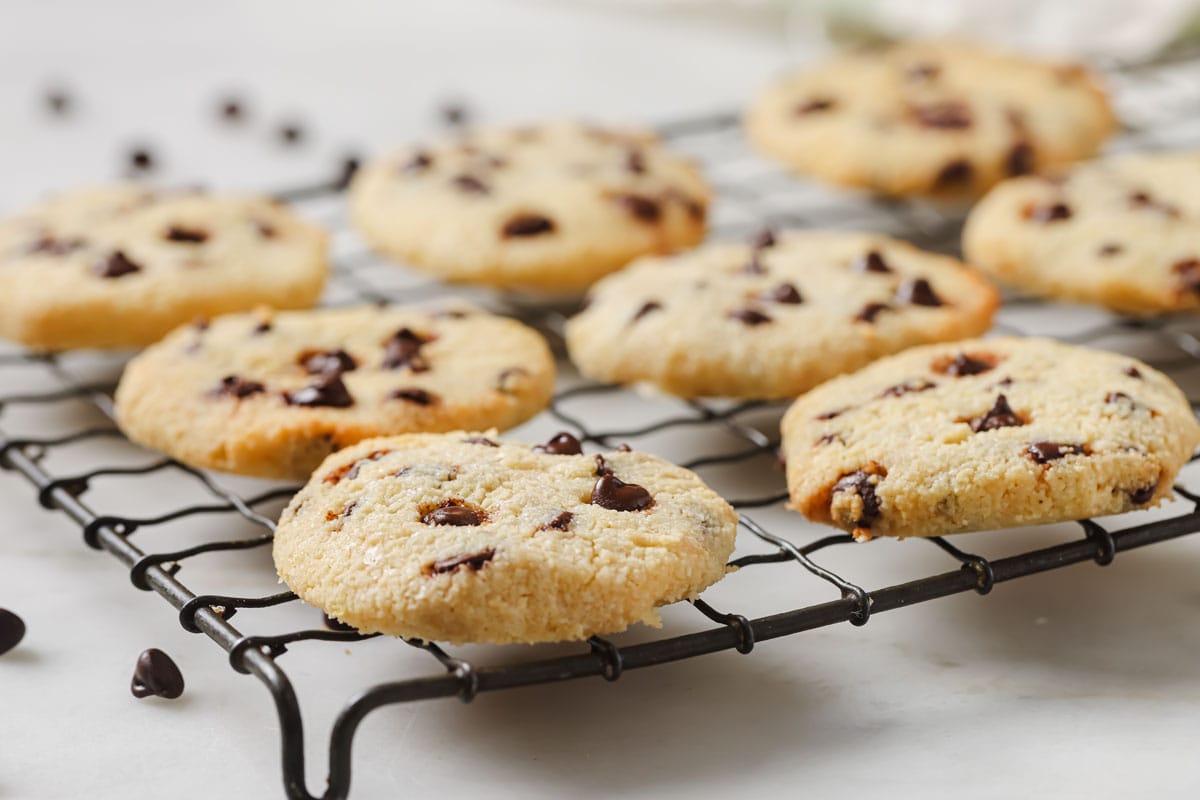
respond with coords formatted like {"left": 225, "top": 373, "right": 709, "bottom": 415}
{"left": 272, "top": 432, "right": 739, "bottom": 644}
{"left": 964, "top": 150, "right": 1200, "bottom": 314}
{"left": 114, "top": 304, "right": 555, "bottom": 480}
{"left": 745, "top": 40, "right": 1116, "bottom": 199}
{"left": 349, "top": 120, "right": 709, "bottom": 293}
{"left": 0, "top": 185, "right": 327, "bottom": 349}
{"left": 565, "top": 229, "right": 999, "bottom": 399}
{"left": 782, "top": 337, "right": 1200, "bottom": 539}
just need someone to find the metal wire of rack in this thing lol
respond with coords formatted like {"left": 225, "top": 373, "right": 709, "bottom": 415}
{"left": 4, "top": 55, "right": 1200, "bottom": 800}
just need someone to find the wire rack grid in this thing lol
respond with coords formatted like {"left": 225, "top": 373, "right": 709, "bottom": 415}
{"left": 3, "top": 55, "right": 1200, "bottom": 800}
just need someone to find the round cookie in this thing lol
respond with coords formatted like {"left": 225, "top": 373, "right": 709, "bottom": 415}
{"left": 273, "top": 432, "right": 739, "bottom": 644}
{"left": 963, "top": 150, "right": 1200, "bottom": 315}
{"left": 114, "top": 304, "right": 555, "bottom": 480}
{"left": 0, "top": 185, "right": 327, "bottom": 349}
{"left": 745, "top": 40, "right": 1116, "bottom": 199}
{"left": 781, "top": 337, "right": 1200, "bottom": 540}
{"left": 349, "top": 120, "right": 709, "bottom": 293}
{"left": 565, "top": 230, "right": 1000, "bottom": 399}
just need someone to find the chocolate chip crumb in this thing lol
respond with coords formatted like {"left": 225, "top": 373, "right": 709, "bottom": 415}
{"left": 93, "top": 250, "right": 142, "bottom": 279}
{"left": 728, "top": 307, "right": 772, "bottom": 326}
{"left": 540, "top": 511, "right": 574, "bottom": 531}
{"left": 832, "top": 470, "right": 882, "bottom": 528}
{"left": 591, "top": 475, "right": 654, "bottom": 511}
{"left": 1026, "top": 441, "right": 1087, "bottom": 464}
{"left": 131, "top": 648, "right": 185, "bottom": 700}
{"left": 502, "top": 213, "right": 556, "bottom": 238}
{"left": 210, "top": 375, "right": 266, "bottom": 399}
{"left": 760, "top": 283, "right": 803, "bottom": 304}
{"left": 390, "top": 388, "right": 437, "bottom": 405}
{"left": 218, "top": 97, "right": 245, "bottom": 123}
{"left": 970, "top": 394, "right": 1024, "bottom": 432}
{"left": 284, "top": 374, "right": 354, "bottom": 408}
{"left": 534, "top": 432, "right": 583, "bottom": 455}
{"left": 164, "top": 225, "right": 209, "bottom": 244}
{"left": 0, "top": 609, "right": 26, "bottom": 656}
{"left": 127, "top": 146, "right": 156, "bottom": 173}
{"left": 422, "top": 501, "right": 486, "bottom": 527}
{"left": 895, "top": 277, "right": 943, "bottom": 307}
{"left": 278, "top": 122, "right": 305, "bottom": 146}
{"left": 615, "top": 193, "right": 661, "bottom": 223}
{"left": 853, "top": 251, "right": 891, "bottom": 274}
{"left": 430, "top": 549, "right": 495, "bottom": 574}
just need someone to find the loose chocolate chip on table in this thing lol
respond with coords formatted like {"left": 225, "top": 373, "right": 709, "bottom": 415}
{"left": 852, "top": 251, "right": 891, "bottom": 274}
{"left": 383, "top": 328, "right": 431, "bottom": 371}
{"left": 1123, "top": 366, "right": 1143, "bottom": 379}
{"left": 93, "top": 250, "right": 142, "bottom": 279}
{"left": 895, "top": 277, "right": 943, "bottom": 307}
{"left": 760, "top": 283, "right": 803, "bottom": 304}
{"left": 1129, "top": 482, "right": 1159, "bottom": 505}
{"left": 300, "top": 349, "right": 357, "bottom": 376}
{"left": 534, "top": 432, "right": 584, "bottom": 456}
{"left": 278, "top": 122, "right": 305, "bottom": 146}
{"left": 127, "top": 146, "right": 156, "bottom": 172}
{"left": 540, "top": 511, "right": 574, "bottom": 531}
{"left": 284, "top": 374, "right": 354, "bottom": 408}
{"left": 403, "top": 152, "right": 434, "bottom": 173}
{"left": 322, "top": 613, "right": 356, "bottom": 632}
{"left": 390, "top": 388, "right": 437, "bottom": 405}
{"left": 614, "top": 193, "right": 661, "bottom": 223}
{"left": 430, "top": 549, "right": 495, "bottom": 575}
{"left": 832, "top": 470, "right": 882, "bottom": 527}
{"left": 625, "top": 148, "right": 647, "bottom": 174}
{"left": 463, "top": 436, "right": 499, "bottom": 447}
{"left": 1098, "top": 242, "right": 1124, "bottom": 257}
{"left": 0, "top": 608, "right": 26, "bottom": 656}
{"left": 795, "top": 97, "right": 836, "bottom": 115}
{"left": 164, "top": 225, "right": 209, "bottom": 244}
{"left": 210, "top": 375, "right": 266, "bottom": 399}
{"left": 130, "top": 648, "right": 185, "bottom": 700}
{"left": 878, "top": 379, "right": 935, "bottom": 399}
{"left": 970, "top": 394, "right": 1024, "bottom": 432}
{"left": 935, "top": 159, "right": 973, "bottom": 188}
{"left": 855, "top": 303, "right": 890, "bottom": 323}
{"left": 502, "top": 214, "right": 556, "bottom": 238}
{"left": 910, "top": 101, "right": 972, "bottom": 129}
{"left": 631, "top": 300, "right": 663, "bottom": 322}
{"left": 728, "top": 307, "right": 772, "bottom": 326}
{"left": 751, "top": 228, "right": 776, "bottom": 250}
{"left": 422, "top": 501, "right": 486, "bottom": 527}
{"left": 1026, "top": 441, "right": 1087, "bottom": 464}
{"left": 1026, "top": 203, "right": 1072, "bottom": 223}
{"left": 1006, "top": 142, "right": 1034, "bottom": 176}
{"left": 591, "top": 475, "right": 654, "bottom": 511}
{"left": 452, "top": 174, "right": 489, "bottom": 194}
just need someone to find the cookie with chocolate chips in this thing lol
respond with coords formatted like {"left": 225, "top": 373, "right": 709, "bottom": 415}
{"left": 272, "top": 432, "right": 738, "bottom": 643}
{"left": 0, "top": 184, "right": 327, "bottom": 349}
{"left": 349, "top": 120, "right": 709, "bottom": 293}
{"left": 114, "top": 304, "right": 555, "bottom": 479}
{"left": 565, "top": 230, "right": 998, "bottom": 399}
{"left": 745, "top": 40, "right": 1115, "bottom": 199}
{"left": 781, "top": 337, "right": 1199, "bottom": 539}
{"left": 964, "top": 150, "right": 1200, "bottom": 314}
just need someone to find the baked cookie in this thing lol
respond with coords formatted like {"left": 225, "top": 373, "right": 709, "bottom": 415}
{"left": 0, "top": 185, "right": 327, "bottom": 349}
{"left": 349, "top": 120, "right": 709, "bottom": 293}
{"left": 745, "top": 40, "right": 1116, "bottom": 199}
{"left": 114, "top": 304, "right": 555, "bottom": 480}
{"left": 565, "top": 230, "right": 999, "bottom": 399}
{"left": 963, "top": 150, "right": 1200, "bottom": 315}
{"left": 782, "top": 337, "right": 1200, "bottom": 539}
{"left": 273, "top": 432, "right": 739, "bottom": 644}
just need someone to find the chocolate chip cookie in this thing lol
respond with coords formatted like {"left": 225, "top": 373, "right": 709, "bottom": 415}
{"left": 0, "top": 185, "right": 327, "bottom": 349}
{"left": 565, "top": 230, "right": 999, "bottom": 399}
{"left": 963, "top": 150, "right": 1200, "bottom": 314}
{"left": 745, "top": 40, "right": 1116, "bottom": 199}
{"left": 273, "top": 432, "right": 739, "bottom": 643}
{"left": 782, "top": 337, "right": 1200, "bottom": 539}
{"left": 114, "top": 304, "right": 555, "bottom": 479}
{"left": 349, "top": 120, "right": 709, "bottom": 293}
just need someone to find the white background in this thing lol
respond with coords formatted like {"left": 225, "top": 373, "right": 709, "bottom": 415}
{"left": 1, "top": 2, "right": 1199, "bottom": 799}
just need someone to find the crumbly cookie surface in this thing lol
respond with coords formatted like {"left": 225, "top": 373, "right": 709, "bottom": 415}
{"left": 745, "top": 40, "right": 1116, "bottom": 199}
{"left": 273, "top": 432, "right": 739, "bottom": 644}
{"left": 782, "top": 337, "right": 1200, "bottom": 539}
{"left": 349, "top": 120, "right": 709, "bottom": 293}
{"left": 0, "top": 185, "right": 327, "bottom": 349}
{"left": 114, "top": 304, "right": 555, "bottom": 479}
{"left": 565, "top": 230, "right": 999, "bottom": 399}
{"left": 963, "top": 150, "right": 1200, "bottom": 314}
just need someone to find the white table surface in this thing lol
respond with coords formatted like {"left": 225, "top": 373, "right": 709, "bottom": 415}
{"left": 2, "top": 2, "right": 1199, "bottom": 799}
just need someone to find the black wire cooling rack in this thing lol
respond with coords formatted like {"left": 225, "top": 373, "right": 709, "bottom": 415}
{"left": 4, "top": 53, "right": 1200, "bottom": 800}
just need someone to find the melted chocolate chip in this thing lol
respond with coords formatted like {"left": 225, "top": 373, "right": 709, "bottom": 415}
{"left": 390, "top": 388, "right": 437, "bottom": 405}
{"left": 164, "top": 225, "right": 209, "bottom": 244}
{"left": 430, "top": 549, "right": 495, "bottom": 574}
{"left": 615, "top": 193, "right": 661, "bottom": 223}
{"left": 1129, "top": 482, "right": 1158, "bottom": 505}
{"left": 911, "top": 101, "right": 972, "bottom": 129}
{"left": 855, "top": 303, "right": 890, "bottom": 323}
{"left": 452, "top": 174, "right": 489, "bottom": 194}
{"left": 853, "top": 251, "right": 891, "bottom": 274}
{"left": 632, "top": 300, "right": 663, "bottom": 322}
{"left": 300, "top": 349, "right": 357, "bottom": 376}
{"left": 594, "top": 454, "right": 614, "bottom": 477}
{"left": 728, "top": 307, "right": 772, "bottom": 326}
{"left": 403, "top": 152, "right": 433, "bottom": 173}
{"left": 130, "top": 648, "right": 185, "bottom": 700}
{"left": 935, "top": 159, "right": 973, "bottom": 188}
{"left": 1099, "top": 242, "right": 1124, "bottom": 257}
{"left": 832, "top": 470, "right": 882, "bottom": 527}
{"left": 751, "top": 228, "right": 777, "bottom": 249}
{"left": 878, "top": 379, "right": 936, "bottom": 399}
{"left": 935, "top": 352, "right": 996, "bottom": 377}
{"left": 625, "top": 148, "right": 647, "bottom": 174}
{"left": 502, "top": 214, "right": 556, "bottom": 238}
{"left": 210, "top": 375, "right": 266, "bottom": 399}
{"left": 796, "top": 97, "right": 836, "bottom": 115}
{"left": 1027, "top": 441, "right": 1087, "bottom": 464}
{"left": 284, "top": 374, "right": 354, "bottom": 408}
{"left": 422, "top": 502, "right": 486, "bottom": 527}
{"left": 463, "top": 436, "right": 499, "bottom": 447}
{"left": 1124, "top": 366, "right": 1143, "bottom": 379}
{"left": 1027, "top": 203, "right": 1072, "bottom": 223}
{"left": 535, "top": 432, "right": 584, "bottom": 455}
{"left": 895, "top": 278, "right": 943, "bottom": 307}
{"left": 1006, "top": 142, "right": 1034, "bottom": 176}
{"left": 93, "top": 250, "right": 142, "bottom": 279}
{"left": 760, "top": 283, "right": 803, "bottom": 304}
{"left": 383, "top": 328, "right": 431, "bottom": 371}
{"left": 540, "top": 511, "right": 574, "bottom": 531}
{"left": 591, "top": 475, "right": 654, "bottom": 511}
{"left": 970, "top": 394, "right": 1024, "bottom": 432}
{"left": 0, "top": 608, "right": 26, "bottom": 656}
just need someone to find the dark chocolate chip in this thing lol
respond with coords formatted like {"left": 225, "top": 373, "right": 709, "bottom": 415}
{"left": 430, "top": 549, "right": 495, "bottom": 574}
{"left": 760, "top": 283, "right": 803, "bottom": 304}
{"left": 1124, "top": 366, "right": 1143, "bottom": 379}
{"left": 383, "top": 328, "right": 431, "bottom": 371}
{"left": 832, "top": 470, "right": 882, "bottom": 527}
{"left": 164, "top": 225, "right": 209, "bottom": 244}
{"left": 452, "top": 174, "right": 489, "bottom": 194}
{"left": 935, "top": 159, "right": 973, "bottom": 188}
{"left": 322, "top": 613, "right": 356, "bottom": 632}
{"left": 1026, "top": 441, "right": 1087, "bottom": 464}
{"left": 594, "top": 454, "right": 613, "bottom": 476}
{"left": 1098, "top": 242, "right": 1124, "bottom": 257}
{"left": 591, "top": 474, "right": 654, "bottom": 511}
{"left": 209, "top": 375, "right": 266, "bottom": 399}
{"left": 130, "top": 648, "right": 185, "bottom": 700}
{"left": 615, "top": 193, "right": 661, "bottom": 223}
{"left": 895, "top": 277, "right": 943, "bottom": 307}
{"left": 796, "top": 97, "right": 836, "bottom": 115}
{"left": 625, "top": 148, "right": 646, "bottom": 174}
{"left": 1027, "top": 203, "right": 1072, "bottom": 223}
{"left": 93, "top": 250, "right": 142, "bottom": 279}
{"left": 300, "top": 349, "right": 357, "bottom": 376}
{"left": 534, "top": 432, "right": 584, "bottom": 456}
{"left": 540, "top": 511, "right": 574, "bottom": 531}
{"left": 728, "top": 307, "right": 772, "bottom": 326}
{"left": 631, "top": 300, "right": 663, "bottom": 322}
{"left": 852, "top": 251, "right": 891, "bottom": 274}
{"left": 935, "top": 352, "right": 996, "bottom": 377}
{"left": 502, "top": 213, "right": 556, "bottom": 238}
{"left": 252, "top": 320, "right": 272, "bottom": 335}
{"left": 911, "top": 101, "right": 972, "bottom": 129}
{"left": 403, "top": 152, "right": 433, "bottom": 173}
{"left": 390, "top": 388, "right": 437, "bottom": 405}
{"left": 463, "top": 436, "right": 499, "bottom": 447}
{"left": 128, "top": 147, "right": 156, "bottom": 172}
{"left": 0, "top": 608, "right": 26, "bottom": 656}
{"left": 422, "top": 502, "right": 485, "bottom": 527}
{"left": 1129, "top": 482, "right": 1158, "bottom": 505}
{"left": 278, "top": 122, "right": 305, "bottom": 145}
{"left": 855, "top": 303, "right": 890, "bottom": 323}
{"left": 284, "top": 374, "right": 354, "bottom": 408}
{"left": 751, "top": 228, "right": 777, "bottom": 249}
{"left": 970, "top": 394, "right": 1024, "bottom": 432}
{"left": 878, "top": 379, "right": 935, "bottom": 399}
{"left": 1006, "top": 142, "right": 1034, "bottom": 176}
